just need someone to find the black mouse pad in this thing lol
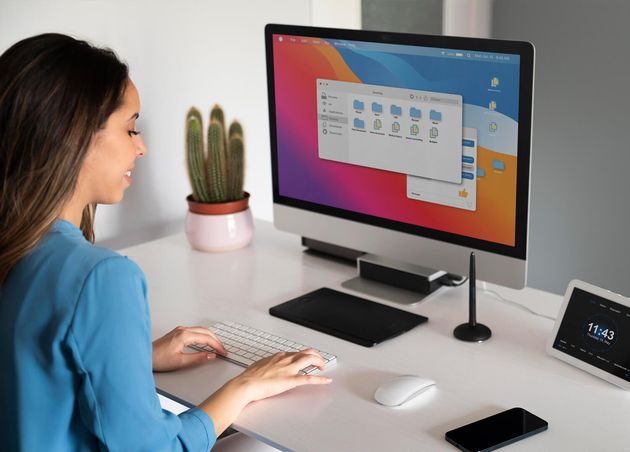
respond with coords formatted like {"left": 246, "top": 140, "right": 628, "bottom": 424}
{"left": 269, "top": 287, "right": 428, "bottom": 347}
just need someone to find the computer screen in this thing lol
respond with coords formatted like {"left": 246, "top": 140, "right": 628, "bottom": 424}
{"left": 265, "top": 25, "right": 534, "bottom": 288}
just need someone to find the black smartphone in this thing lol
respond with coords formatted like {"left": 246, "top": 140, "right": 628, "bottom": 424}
{"left": 445, "top": 407, "right": 548, "bottom": 452}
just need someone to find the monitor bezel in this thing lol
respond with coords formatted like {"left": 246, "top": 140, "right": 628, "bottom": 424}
{"left": 265, "top": 23, "right": 534, "bottom": 260}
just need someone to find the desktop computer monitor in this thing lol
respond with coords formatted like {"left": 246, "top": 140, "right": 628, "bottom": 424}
{"left": 265, "top": 24, "right": 534, "bottom": 289}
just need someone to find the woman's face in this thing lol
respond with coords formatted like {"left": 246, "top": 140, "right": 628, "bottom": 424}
{"left": 79, "top": 80, "right": 147, "bottom": 205}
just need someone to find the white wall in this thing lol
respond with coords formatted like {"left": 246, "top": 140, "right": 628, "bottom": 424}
{"left": 443, "top": 0, "right": 492, "bottom": 38}
{"left": 0, "top": 0, "right": 361, "bottom": 249}
{"left": 312, "top": 0, "right": 361, "bottom": 29}
{"left": 492, "top": 0, "right": 630, "bottom": 296}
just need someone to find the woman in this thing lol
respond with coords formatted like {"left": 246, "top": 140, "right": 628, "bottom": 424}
{"left": 0, "top": 34, "right": 331, "bottom": 451}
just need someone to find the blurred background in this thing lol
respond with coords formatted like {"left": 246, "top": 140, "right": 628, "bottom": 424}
{"left": 1, "top": 0, "right": 628, "bottom": 296}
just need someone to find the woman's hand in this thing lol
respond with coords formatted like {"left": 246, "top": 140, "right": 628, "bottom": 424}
{"left": 199, "top": 349, "right": 332, "bottom": 436}
{"left": 152, "top": 326, "right": 227, "bottom": 372}
{"left": 232, "top": 349, "right": 332, "bottom": 402}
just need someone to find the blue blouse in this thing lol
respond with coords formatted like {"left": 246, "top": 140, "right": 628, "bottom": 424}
{"left": 0, "top": 220, "right": 216, "bottom": 451}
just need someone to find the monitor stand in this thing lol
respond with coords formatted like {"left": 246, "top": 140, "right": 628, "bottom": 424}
{"left": 302, "top": 237, "right": 455, "bottom": 305}
{"left": 341, "top": 275, "right": 429, "bottom": 305}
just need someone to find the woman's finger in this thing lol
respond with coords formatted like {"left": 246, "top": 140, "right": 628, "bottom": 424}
{"left": 293, "top": 348, "right": 321, "bottom": 358}
{"left": 188, "top": 328, "right": 227, "bottom": 354}
{"left": 181, "top": 326, "right": 224, "bottom": 345}
{"left": 289, "top": 352, "right": 326, "bottom": 372}
{"left": 291, "top": 374, "right": 333, "bottom": 386}
{"left": 179, "top": 351, "right": 217, "bottom": 367}
{"left": 185, "top": 326, "right": 222, "bottom": 338}
{"left": 291, "top": 349, "right": 324, "bottom": 362}
{"left": 184, "top": 332, "right": 227, "bottom": 356}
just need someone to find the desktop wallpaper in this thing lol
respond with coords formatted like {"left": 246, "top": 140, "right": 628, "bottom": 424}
{"left": 273, "top": 35, "right": 520, "bottom": 246}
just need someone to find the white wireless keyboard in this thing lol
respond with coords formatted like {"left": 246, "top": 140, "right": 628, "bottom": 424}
{"left": 190, "top": 321, "right": 337, "bottom": 375}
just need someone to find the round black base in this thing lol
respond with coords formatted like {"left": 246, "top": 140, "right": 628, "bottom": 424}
{"left": 453, "top": 323, "right": 492, "bottom": 342}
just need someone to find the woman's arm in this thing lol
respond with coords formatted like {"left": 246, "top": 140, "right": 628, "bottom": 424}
{"left": 69, "top": 256, "right": 216, "bottom": 451}
{"left": 151, "top": 325, "right": 332, "bottom": 436}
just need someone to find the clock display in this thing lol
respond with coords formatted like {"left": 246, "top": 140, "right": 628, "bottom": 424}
{"left": 583, "top": 314, "right": 618, "bottom": 351}
{"left": 553, "top": 288, "right": 630, "bottom": 383}
{"left": 586, "top": 323, "right": 615, "bottom": 341}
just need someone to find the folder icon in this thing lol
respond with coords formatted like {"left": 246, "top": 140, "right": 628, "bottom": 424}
{"left": 371, "top": 102, "right": 383, "bottom": 113}
{"left": 390, "top": 104, "right": 402, "bottom": 116}
{"left": 353, "top": 100, "right": 364, "bottom": 111}
{"left": 353, "top": 118, "right": 365, "bottom": 129}
{"left": 409, "top": 107, "right": 421, "bottom": 118}
{"left": 492, "top": 159, "right": 505, "bottom": 171}
{"left": 429, "top": 109, "right": 442, "bottom": 122}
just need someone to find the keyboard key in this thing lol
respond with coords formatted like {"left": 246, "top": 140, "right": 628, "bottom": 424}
{"left": 233, "top": 357, "right": 255, "bottom": 366}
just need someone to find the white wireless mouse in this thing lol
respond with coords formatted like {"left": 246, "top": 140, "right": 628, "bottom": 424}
{"left": 374, "top": 375, "right": 436, "bottom": 407}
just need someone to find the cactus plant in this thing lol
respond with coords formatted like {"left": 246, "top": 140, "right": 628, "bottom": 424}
{"left": 228, "top": 121, "right": 243, "bottom": 139}
{"left": 185, "top": 108, "right": 210, "bottom": 202}
{"left": 227, "top": 132, "right": 244, "bottom": 200}
{"left": 185, "top": 104, "right": 245, "bottom": 203}
{"left": 210, "top": 104, "right": 225, "bottom": 127}
{"left": 207, "top": 120, "right": 227, "bottom": 202}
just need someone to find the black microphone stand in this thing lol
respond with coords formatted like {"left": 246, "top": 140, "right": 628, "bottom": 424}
{"left": 453, "top": 252, "right": 492, "bottom": 342}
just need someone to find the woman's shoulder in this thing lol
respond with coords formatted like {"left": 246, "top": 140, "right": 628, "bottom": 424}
{"left": 32, "top": 221, "right": 145, "bottom": 286}
{"left": 70, "top": 241, "right": 142, "bottom": 278}
{"left": 2, "top": 222, "right": 146, "bottom": 330}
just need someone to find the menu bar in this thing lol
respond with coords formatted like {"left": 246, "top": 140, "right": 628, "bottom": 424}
{"left": 274, "top": 35, "right": 519, "bottom": 65}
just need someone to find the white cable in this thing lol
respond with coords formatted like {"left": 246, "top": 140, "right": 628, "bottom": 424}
{"left": 479, "top": 282, "right": 556, "bottom": 321}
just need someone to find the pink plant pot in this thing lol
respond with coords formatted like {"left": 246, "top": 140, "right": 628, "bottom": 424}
{"left": 184, "top": 193, "right": 254, "bottom": 252}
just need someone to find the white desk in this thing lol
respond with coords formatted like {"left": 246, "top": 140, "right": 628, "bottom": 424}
{"left": 121, "top": 219, "right": 630, "bottom": 451}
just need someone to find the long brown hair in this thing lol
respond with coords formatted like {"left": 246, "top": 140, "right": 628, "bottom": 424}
{"left": 0, "top": 34, "right": 129, "bottom": 286}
